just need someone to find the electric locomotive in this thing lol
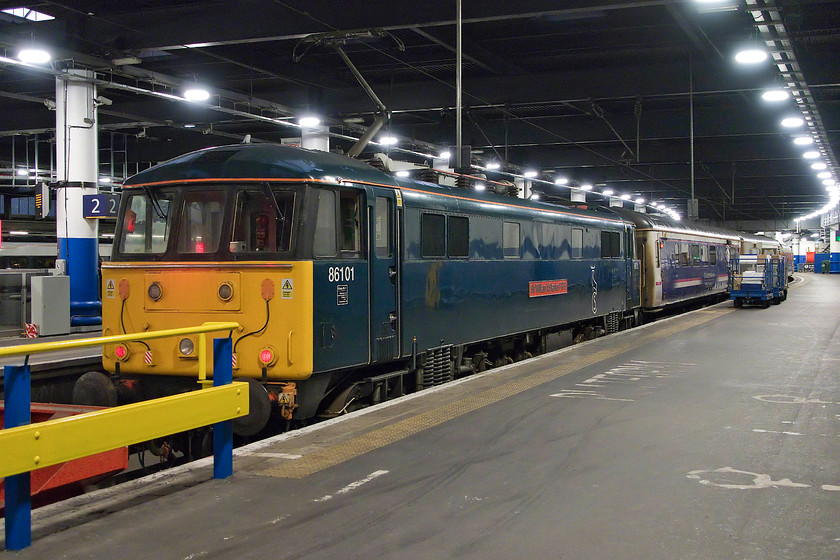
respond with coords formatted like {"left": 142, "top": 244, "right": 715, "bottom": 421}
{"left": 92, "top": 143, "right": 641, "bottom": 434}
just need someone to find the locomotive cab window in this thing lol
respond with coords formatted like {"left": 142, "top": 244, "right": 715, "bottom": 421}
{"left": 230, "top": 187, "right": 296, "bottom": 254}
{"left": 177, "top": 190, "right": 227, "bottom": 254}
{"left": 118, "top": 190, "right": 173, "bottom": 254}
{"left": 339, "top": 191, "right": 362, "bottom": 256}
{"left": 313, "top": 189, "right": 364, "bottom": 259}
{"left": 421, "top": 213, "right": 446, "bottom": 257}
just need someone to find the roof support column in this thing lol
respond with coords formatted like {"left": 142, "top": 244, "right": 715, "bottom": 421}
{"left": 55, "top": 69, "right": 101, "bottom": 327}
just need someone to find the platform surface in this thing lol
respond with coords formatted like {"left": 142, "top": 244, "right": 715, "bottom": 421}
{"left": 2, "top": 273, "right": 839, "bottom": 559}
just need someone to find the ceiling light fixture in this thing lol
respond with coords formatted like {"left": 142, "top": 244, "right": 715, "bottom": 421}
{"left": 486, "top": 162, "right": 500, "bottom": 170}
{"left": 781, "top": 116, "right": 804, "bottom": 128}
{"left": 620, "top": 193, "right": 632, "bottom": 201}
{"left": 734, "top": 48, "right": 768, "bottom": 64}
{"left": 379, "top": 136, "right": 398, "bottom": 145}
{"left": 793, "top": 136, "right": 814, "bottom": 146}
{"left": 817, "top": 171, "right": 831, "bottom": 179}
{"left": 524, "top": 170, "right": 538, "bottom": 178}
{"left": 298, "top": 116, "right": 321, "bottom": 128}
{"left": 17, "top": 48, "right": 51, "bottom": 64}
{"left": 803, "top": 151, "right": 820, "bottom": 159}
{"left": 761, "top": 89, "right": 789, "bottom": 102}
{"left": 183, "top": 87, "right": 210, "bottom": 102}
{"left": 580, "top": 183, "right": 593, "bottom": 191}
{"left": 635, "top": 197, "right": 645, "bottom": 204}
{"left": 554, "top": 177, "right": 569, "bottom": 185}
{"left": 602, "top": 189, "right": 615, "bottom": 197}
{"left": 811, "top": 162, "right": 827, "bottom": 170}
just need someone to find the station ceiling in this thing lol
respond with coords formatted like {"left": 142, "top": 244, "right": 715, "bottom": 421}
{"left": 0, "top": 0, "right": 838, "bottom": 225}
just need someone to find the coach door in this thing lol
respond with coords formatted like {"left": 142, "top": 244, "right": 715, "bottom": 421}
{"left": 625, "top": 227, "right": 640, "bottom": 309}
{"left": 368, "top": 190, "right": 400, "bottom": 362}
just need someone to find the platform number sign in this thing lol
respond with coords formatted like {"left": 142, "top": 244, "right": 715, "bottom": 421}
{"left": 83, "top": 193, "right": 120, "bottom": 219}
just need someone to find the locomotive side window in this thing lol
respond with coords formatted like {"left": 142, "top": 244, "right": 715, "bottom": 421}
{"left": 421, "top": 213, "right": 446, "bottom": 257}
{"left": 571, "top": 228, "right": 583, "bottom": 259}
{"left": 374, "top": 196, "right": 391, "bottom": 258}
{"left": 503, "top": 221, "right": 520, "bottom": 259}
{"left": 176, "top": 190, "right": 226, "bottom": 254}
{"left": 119, "top": 191, "right": 172, "bottom": 254}
{"left": 600, "top": 231, "right": 621, "bottom": 258}
{"left": 313, "top": 190, "right": 337, "bottom": 257}
{"left": 231, "top": 188, "right": 296, "bottom": 253}
{"left": 448, "top": 216, "right": 469, "bottom": 258}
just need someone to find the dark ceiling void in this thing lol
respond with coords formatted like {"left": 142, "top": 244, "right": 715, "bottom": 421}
{"left": 0, "top": 0, "right": 837, "bottom": 226}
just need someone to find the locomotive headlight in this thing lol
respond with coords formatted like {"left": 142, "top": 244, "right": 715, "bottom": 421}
{"left": 148, "top": 281, "right": 163, "bottom": 301}
{"left": 218, "top": 282, "right": 234, "bottom": 301}
{"left": 178, "top": 338, "right": 195, "bottom": 356}
{"left": 114, "top": 343, "right": 130, "bottom": 361}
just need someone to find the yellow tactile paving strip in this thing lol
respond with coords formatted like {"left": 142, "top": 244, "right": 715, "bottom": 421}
{"left": 255, "top": 308, "right": 732, "bottom": 479}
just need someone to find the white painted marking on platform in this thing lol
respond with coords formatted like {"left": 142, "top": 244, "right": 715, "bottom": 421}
{"left": 687, "top": 467, "right": 811, "bottom": 490}
{"left": 551, "top": 391, "right": 634, "bottom": 402}
{"left": 752, "top": 429, "right": 802, "bottom": 436}
{"left": 314, "top": 470, "right": 390, "bottom": 503}
{"left": 754, "top": 394, "right": 839, "bottom": 405}
{"left": 251, "top": 452, "right": 303, "bottom": 460}
{"left": 822, "top": 485, "right": 840, "bottom": 491}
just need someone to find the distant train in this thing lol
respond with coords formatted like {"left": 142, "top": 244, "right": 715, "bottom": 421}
{"left": 0, "top": 240, "right": 112, "bottom": 269}
{"left": 81, "top": 143, "right": 785, "bottom": 440}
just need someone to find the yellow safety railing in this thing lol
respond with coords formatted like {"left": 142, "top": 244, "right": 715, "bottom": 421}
{"left": 0, "top": 322, "right": 248, "bottom": 551}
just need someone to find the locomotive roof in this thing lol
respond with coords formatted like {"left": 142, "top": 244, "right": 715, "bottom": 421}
{"left": 122, "top": 143, "right": 631, "bottom": 227}
{"left": 122, "top": 143, "right": 401, "bottom": 188}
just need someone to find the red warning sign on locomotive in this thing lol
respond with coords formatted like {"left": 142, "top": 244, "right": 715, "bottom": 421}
{"left": 528, "top": 279, "right": 568, "bottom": 297}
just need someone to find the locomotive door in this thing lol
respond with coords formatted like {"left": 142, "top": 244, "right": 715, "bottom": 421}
{"left": 368, "top": 190, "right": 400, "bottom": 362}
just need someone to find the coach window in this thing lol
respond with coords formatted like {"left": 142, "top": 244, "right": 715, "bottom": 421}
{"left": 421, "top": 213, "right": 446, "bottom": 257}
{"left": 700, "top": 244, "right": 709, "bottom": 264}
{"left": 313, "top": 190, "right": 337, "bottom": 257}
{"left": 571, "top": 228, "right": 583, "bottom": 259}
{"left": 679, "top": 243, "right": 691, "bottom": 267}
{"left": 691, "top": 244, "right": 701, "bottom": 266}
{"left": 374, "top": 196, "right": 391, "bottom": 258}
{"left": 503, "top": 221, "right": 520, "bottom": 259}
{"left": 177, "top": 190, "right": 226, "bottom": 254}
{"left": 710, "top": 247, "right": 717, "bottom": 265}
{"left": 448, "top": 216, "right": 469, "bottom": 258}
{"left": 339, "top": 191, "right": 362, "bottom": 257}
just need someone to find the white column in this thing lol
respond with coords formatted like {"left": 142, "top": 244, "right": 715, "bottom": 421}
{"left": 56, "top": 68, "right": 100, "bottom": 325}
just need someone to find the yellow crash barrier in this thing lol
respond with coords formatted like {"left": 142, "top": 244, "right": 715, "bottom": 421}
{"left": 0, "top": 381, "right": 249, "bottom": 479}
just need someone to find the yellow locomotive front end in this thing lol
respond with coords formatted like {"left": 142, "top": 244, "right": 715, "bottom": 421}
{"left": 99, "top": 172, "right": 318, "bottom": 433}
{"left": 101, "top": 261, "right": 314, "bottom": 381}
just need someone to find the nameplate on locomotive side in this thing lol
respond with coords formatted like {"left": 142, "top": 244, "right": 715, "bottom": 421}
{"left": 529, "top": 279, "right": 568, "bottom": 297}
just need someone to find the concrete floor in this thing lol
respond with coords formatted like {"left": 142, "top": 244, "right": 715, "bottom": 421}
{"left": 3, "top": 273, "right": 839, "bottom": 559}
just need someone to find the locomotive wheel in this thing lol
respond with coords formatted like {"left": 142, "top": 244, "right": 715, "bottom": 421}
{"left": 733, "top": 299, "right": 743, "bottom": 308}
{"left": 232, "top": 377, "right": 272, "bottom": 437}
{"left": 72, "top": 371, "right": 118, "bottom": 407}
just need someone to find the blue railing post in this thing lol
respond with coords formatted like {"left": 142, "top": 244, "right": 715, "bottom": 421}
{"left": 212, "top": 338, "right": 233, "bottom": 479}
{"left": 4, "top": 364, "right": 32, "bottom": 550}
